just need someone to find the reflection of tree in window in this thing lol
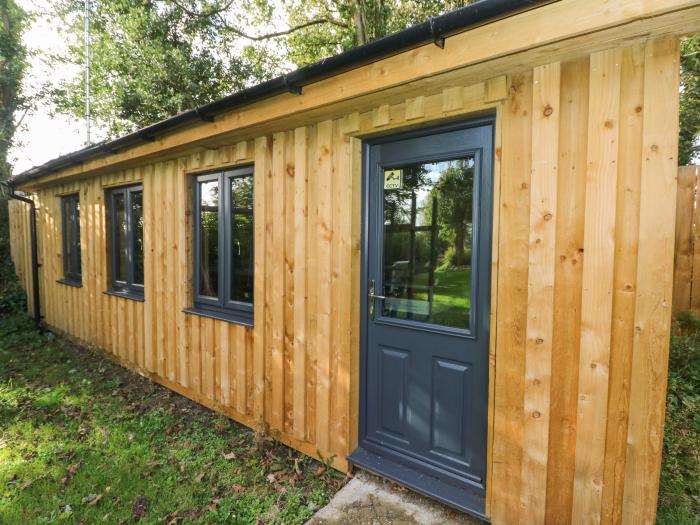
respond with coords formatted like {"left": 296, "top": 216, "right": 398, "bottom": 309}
{"left": 199, "top": 180, "right": 219, "bottom": 298}
{"left": 230, "top": 175, "right": 254, "bottom": 303}
{"left": 132, "top": 191, "right": 144, "bottom": 285}
{"left": 382, "top": 157, "right": 474, "bottom": 330}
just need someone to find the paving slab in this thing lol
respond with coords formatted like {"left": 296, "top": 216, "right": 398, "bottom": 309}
{"left": 307, "top": 471, "right": 486, "bottom": 525}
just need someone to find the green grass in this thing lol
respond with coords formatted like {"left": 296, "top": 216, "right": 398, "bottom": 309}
{"left": 390, "top": 267, "right": 471, "bottom": 328}
{"left": 656, "top": 317, "right": 700, "bottom": 524}
{"left": 0, "top": 313, "right": 345, "bottom": 524}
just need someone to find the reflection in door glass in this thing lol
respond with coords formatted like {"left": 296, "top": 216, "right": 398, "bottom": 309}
{"left": 382, "top": 157, "right": 475, "bottom": 330}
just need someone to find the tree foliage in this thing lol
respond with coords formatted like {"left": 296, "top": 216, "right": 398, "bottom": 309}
{"left": 0, "top": 0, "right": 27, "bottom": 180}
{"left": 47, "top": 0, "right": 476, "bottom": 137}
{"left": 50, "top": 0, "right": 283, "bottom": 137}
{"left": 281, "top": 0, "right": 477, "bottom": 67}
{"left": 680, "top": 35, "right": 700, "bottom": 165}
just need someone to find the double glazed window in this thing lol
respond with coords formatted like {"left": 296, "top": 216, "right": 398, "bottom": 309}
{"left": 194, "top": 167, "right": 254, "bottom": 324}
{"left": 61, "top": 193, "right": 82, "bottom": 284}
{"left": 108, "top": 185, "right": 144, "bottom": 297}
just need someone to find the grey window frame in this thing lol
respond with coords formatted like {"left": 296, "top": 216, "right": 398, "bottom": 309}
{"left": 107, "top": 184, "right": 144, "bottom": 298}
{"left": 60, "top": 193, "right": 82, "bottom": 284}
{"left": 192, "top": 166, "right": 254, "bottom": 325}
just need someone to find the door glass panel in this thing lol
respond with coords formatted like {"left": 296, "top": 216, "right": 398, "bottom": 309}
{"left": 199, "top": 180, "right": 219, "bottom": 298}
{"left": 381, "top": 156, "right": 475, "bottom": 330}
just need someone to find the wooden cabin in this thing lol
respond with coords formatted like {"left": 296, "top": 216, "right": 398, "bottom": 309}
{"left": 8, "top": 0, "right": 699, "bottom": 522}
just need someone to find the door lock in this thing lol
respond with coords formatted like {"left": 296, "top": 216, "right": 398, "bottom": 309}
{"left": 368, "top": 279, "right": 385, "bottom": 320}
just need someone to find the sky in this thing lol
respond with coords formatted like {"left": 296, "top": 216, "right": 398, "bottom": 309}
{"left": 10, "top": 0, "right": 291, "bottom": 176}
{"left": 11, "top": 0, "right": 92, "bottom": 174}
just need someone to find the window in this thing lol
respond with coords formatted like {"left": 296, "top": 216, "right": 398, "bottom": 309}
{"left": 192, "top": 166, "right": 254, "bottom": 324}
{"left": 107, "top": 185, "right": 144, "bottom": 298}
{"left": 61, "top": 193, "right": 82, "bottom": 284}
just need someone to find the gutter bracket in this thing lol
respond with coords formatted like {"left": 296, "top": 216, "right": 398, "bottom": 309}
{"left": 283, "top": 75, "right": 303, "bottom": 95}
{"left": 195, "top": 108, "right": 215, "bottom": 123}
{"left": 429, "top": 19, "right": 445, "bottom": 49}
{"left": 99, "top": 144, "right": 119, "bottom": 154}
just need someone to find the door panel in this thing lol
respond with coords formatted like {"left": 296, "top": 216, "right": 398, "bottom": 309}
{"left": 351, "top": 120, "right": 493, "bottom": 516}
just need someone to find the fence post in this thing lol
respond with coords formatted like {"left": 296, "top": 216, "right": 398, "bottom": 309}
{"left": 673, "top": 166, "right": 697, "bottom": 315}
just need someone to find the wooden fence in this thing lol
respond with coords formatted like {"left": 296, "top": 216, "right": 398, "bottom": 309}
{"left": 673, "top": 165, "right": 700, "bottom": 315}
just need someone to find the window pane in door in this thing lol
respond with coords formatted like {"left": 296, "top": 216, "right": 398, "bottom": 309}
{"left": 199, "top": 180, "right": 219, "bottom": 298}
{"left": 131, "top": 190, "right": 144, "bottom": 285}
{"left": 230, "top": 174, "right": 254, "bottom": 304}
{"left": 114, "top": 192, "right": 127, "bottom": 282}
{"left": 381, "top": 157, "right": 475, "bottom": 330}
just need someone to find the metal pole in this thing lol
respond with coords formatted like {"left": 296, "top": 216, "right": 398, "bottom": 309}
{"left": 84, "top": 0, "right": 91, "bottom": 145}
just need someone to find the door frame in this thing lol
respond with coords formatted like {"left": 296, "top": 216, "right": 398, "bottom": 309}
{"left": 352, "top": 115, "right": 496, "bottom": 518}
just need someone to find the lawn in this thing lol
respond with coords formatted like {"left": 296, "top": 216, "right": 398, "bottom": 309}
{"left": 0, "top": 312, "right": 345, "bottom": 524}
{"left": 386, "top": 267, "right": 471, "bottom": 328}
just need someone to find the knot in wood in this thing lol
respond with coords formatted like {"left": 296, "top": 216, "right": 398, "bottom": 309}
{"left": 543, "top": 104, "right": 554, "bottom": 117}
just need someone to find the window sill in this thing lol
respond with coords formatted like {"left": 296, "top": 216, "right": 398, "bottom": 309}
{"left": 182, "top": 307, "right": 253, "bottom": 328}
{"left": 103, "top": 290, "right": 145, "bottom": 302}
{"left": 56, "top": 278, "right": 82, "bottom": 288}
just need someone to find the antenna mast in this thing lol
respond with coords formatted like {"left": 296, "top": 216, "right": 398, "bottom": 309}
{"left": 84, "top": 0, "right": 91, "bottom": 145}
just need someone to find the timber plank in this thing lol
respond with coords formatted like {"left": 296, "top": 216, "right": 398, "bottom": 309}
{"left": 305, "top": 125, "right": 319, "bottom": 444}
{"left": 520, "top": 61, "right": 560, "bottom": 524}
{"left": 572, "top": 47, "right": 622, "bottom": 523}
{"left": 545, "top": 56, "right": 589, "bottom": 524}
{"left": 622, "top": 36, "right": 681, "bottom": 524}
{"left": 315, "top": 120, "right": 333, "bottom": 455}
{"left": 253, "top": 136, "right": 271, "bottom": 420}
{"left": 673, "top": 166, "right": 696, "bottom": 315}
{"left": 490, "top": 71, "right": 533, "bottom": 524}
{"left": 293, "top": 126, "right": 308, "bottom": 441}
{"left": 270, "top": 131, "right": 286, "bottom": 431}
{"left": 284, "top": 131, "right": 296, "bottom": 434}
{"left": 601, "top": 43, "right": 645, "bottom": 525}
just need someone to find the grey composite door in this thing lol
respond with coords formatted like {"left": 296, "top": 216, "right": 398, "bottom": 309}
{"left": 350, "top": 120, "right": 493, "bottom": 517}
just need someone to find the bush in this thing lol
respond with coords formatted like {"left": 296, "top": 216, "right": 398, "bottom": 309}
{"left": 0, "top": 200, "right": 29, "bottom": 316}
{"left": 657, "top": 317, "right": 700, "bottom": 522}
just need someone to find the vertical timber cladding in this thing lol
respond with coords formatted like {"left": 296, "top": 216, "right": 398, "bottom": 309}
{"left": 8, "top": 199, "right": 36, "bottom": 315}
{"left": 490, "top": 38, "right": 680, "bottom": 523}
{"left": 6, "top": 35, "right": 682, "bottom": 524}
{"left": 22, "top": 128, "right": 362, "bottom": 472}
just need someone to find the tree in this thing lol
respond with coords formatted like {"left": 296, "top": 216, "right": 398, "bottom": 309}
{"left": 49, "top": 0, "right": 284, "bottom": 138}
{"left": 428, "top": 159, "right": 474, "bottom": 267}
{"left": 284, "top": 0, "right": 475, "bottom": 67}
{"left": 680, "top": 35, "right": 700, "bottom": 165}
{"left": 46, "top": 0, "right": 478, "bottom": 136}
{"left": 0, "top": 0, "right": 27, "bottom": 180}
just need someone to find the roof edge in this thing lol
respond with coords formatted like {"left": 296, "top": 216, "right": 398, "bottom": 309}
{"left": 12, "top": 0, "right": 551, "bottom": 186}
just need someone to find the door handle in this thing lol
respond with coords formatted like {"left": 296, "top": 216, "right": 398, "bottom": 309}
{"left": 368, "top": 280, "right": 385, "bottom": 320}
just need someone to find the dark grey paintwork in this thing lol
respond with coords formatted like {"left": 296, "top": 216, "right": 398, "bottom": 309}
{"left": 350, "top": 119, "right": 494, "bottom": 518}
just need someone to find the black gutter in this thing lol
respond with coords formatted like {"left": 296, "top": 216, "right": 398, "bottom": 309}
{"left": 12, "top": 0, "right": 552, "bottom": 186}
{"left": 7, "top": 188, "right": 41, "bottom": 325}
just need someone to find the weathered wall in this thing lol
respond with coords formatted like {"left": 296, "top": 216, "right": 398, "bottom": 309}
{"left": 9, "top": 35, "right": 681, "bottom": 524}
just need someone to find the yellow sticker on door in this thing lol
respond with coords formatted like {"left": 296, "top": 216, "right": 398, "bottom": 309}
{"left": 384, "top": 169, "right": 403, "bottom": 190}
